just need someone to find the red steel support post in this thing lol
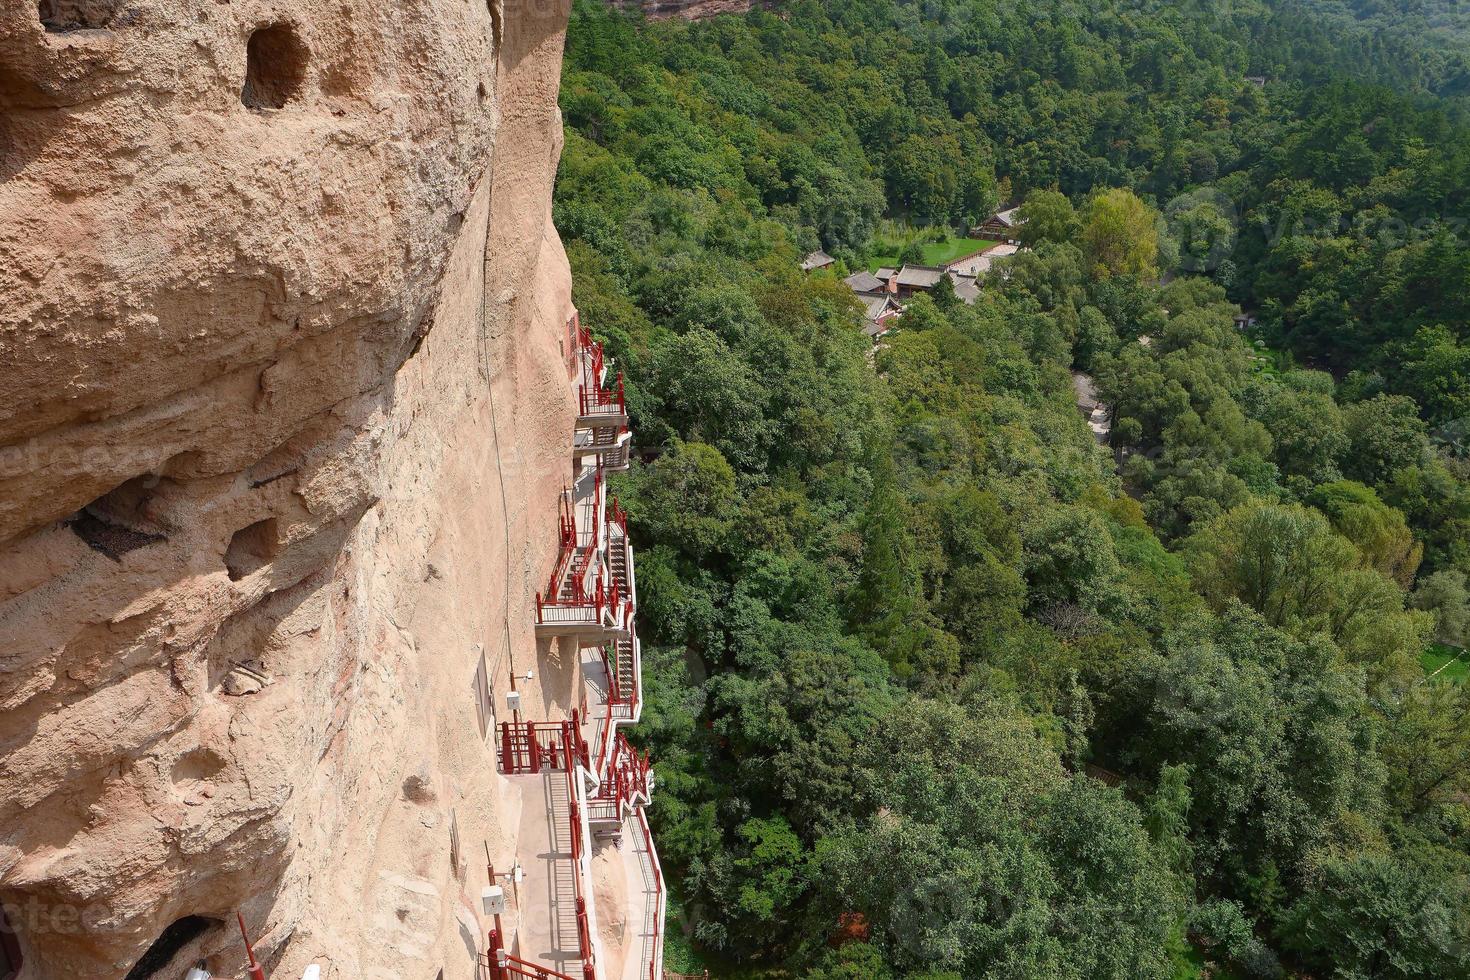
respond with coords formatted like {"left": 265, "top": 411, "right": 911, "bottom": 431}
{"left": 237, "top": 912, "right": 267, "bottom": 980}
{"left": 486, "top": 929, "right": 506, "bottom": 980}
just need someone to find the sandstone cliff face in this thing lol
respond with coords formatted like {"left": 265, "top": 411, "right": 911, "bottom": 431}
{"left": 0, "top": 0, "right": 583, "bottom": 977}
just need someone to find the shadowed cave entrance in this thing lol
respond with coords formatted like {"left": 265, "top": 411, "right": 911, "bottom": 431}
{"left": 124, "top": 915, "right": 220, "bottom": 980}
{"left": 225, "top": 518, "right": 280, "bottom": 581}
{"left": 241, "top": 23, "right": 308, "bottom": 109}
{"left": 67, "top": 475, "right": 168, "bottom": 561}
{"left": 37, "top": 0, "right": 117, "bottom": 31}
{"left": 0, "top": 902, "right": 22, "bottom": 980}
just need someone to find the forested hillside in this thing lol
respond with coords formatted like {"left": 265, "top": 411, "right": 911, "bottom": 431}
{"left": 1281, "top": 0, "right": 1470, "bottom": 95}
{"left": 555, "top": 1, "right": 1470, "bottom": 976}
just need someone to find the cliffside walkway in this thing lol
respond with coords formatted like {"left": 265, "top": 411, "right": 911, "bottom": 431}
{"left": 616, "top": 809, "right": 666, "bottom": 980}
{"left": 508, "top": 767, "right": 592, "bottom": 975}
{"left": 489, "top": 312, "right": 663, "bottom": 980}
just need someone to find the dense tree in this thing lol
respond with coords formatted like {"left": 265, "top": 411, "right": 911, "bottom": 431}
{"left": 1245, "top": 378, "right": 1349, "bottom": 487}
{"left": 819, "top": 697, "right": 1180, "bottom": 979}
{"left": 1379, "top": 676, "right": 1470, "bottom": 816}
{"left": 1018, "top": 190, "right": 1081, "bottom": 249}
{"left": 1281, "top": 851, "right": 1470, "bottom": 979}
{"left": 1183, "top": 501, "right": 1427, "bottom": 675}
{"left": 647, "top": 328, "right": 773, "bottom": 471}
{"left": 1081, "top": 189, "right": 1161, "bottom": 280}
{"left": 1310, "top": 481, "right": 1424, "bottom": 587}
{"left": 1343, "top": 395, "right": 1433, "bottom": 487}
{"left": 1023, "top": 506, "right": 1125, "bottom": 614}
{"left": 629, "top": 440, "right": 740, "bottom": 559}
{"left": 557, "top": 2, "right": 1470, "bottom": 976}
{"left": 805, "top": 943, "right": 895, "bottom": 980}
{"left": 1127, "top": 607, "right": 1383, "bottom": 891}
{"left": 1413, "top": 570, "right": 1470, "bottom": 647}
{"left": 698, "top": 815, "right": 812, "bottom": 949}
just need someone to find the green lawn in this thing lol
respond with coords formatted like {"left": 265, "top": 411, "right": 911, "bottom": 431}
{"left": 868, "top": 236, "right": 999, "bottom": 271}
{"left": 1422, "top": 643, "right": 1469, "bottom": 681}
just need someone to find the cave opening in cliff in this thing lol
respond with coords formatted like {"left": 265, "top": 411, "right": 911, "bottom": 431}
{"left": 67, "top": 475, "right": 169, "bottom": 561}
{"left": 0, "top": 902, "right": 22, "bottom": 980}
{"left": 123, "top": 916, "right": 220, "bottom": 980}
{"left": 241, "top": 23, "right": 308, "bottom": 110}
{"left": 37, "top": 0, "right": 117, "bottom": 32}
{"left": 225, "top": 518, "right": 280, "bottom": 581}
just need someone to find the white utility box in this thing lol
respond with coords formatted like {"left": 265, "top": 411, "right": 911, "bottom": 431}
{"left": 481, "top": 884, "right": 507, "bottom": 916}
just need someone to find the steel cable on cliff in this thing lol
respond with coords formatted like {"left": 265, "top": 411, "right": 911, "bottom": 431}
{"left": 478, "top": 199, "right": 520, "bottom": 717}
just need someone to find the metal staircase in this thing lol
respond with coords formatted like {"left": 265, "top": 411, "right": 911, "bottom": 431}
{"left": 611, "top": 633, "right": 638, "bottom": 720}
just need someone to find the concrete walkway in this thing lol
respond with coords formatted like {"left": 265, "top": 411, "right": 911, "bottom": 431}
{"left": 580, "top": 646, "right": 612, "bottom": 772}
{"left": 510, "top": 769, "right": 585, "bottom": 975}
{"left": 618, "top": 813, "right": 662, "bottom": 980}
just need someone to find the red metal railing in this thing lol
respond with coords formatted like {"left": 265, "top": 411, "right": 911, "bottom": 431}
{"left": 561, "top": 719, "right": 596, "bottom": 980}
{"left": 590, "top": 709, "right": 613, "bottom": 783}
{"left": 604, "top": 642, "right": 635, "bottom": 712}
{"left": 534, "top": 593, "right": 601, "bottom": 628}
{"left": 605, "top": 575, "right": 622, "bottom": 620}
{"left": 483, "top": 941, "right": 585, "bottom": 980}
{"left": 536, "top": 571, "right": 633, "bottom": 633}
{"left": 576, "top": 323, "right": 603, "bottom": 379}
{"left": 544, "top": 474, "right": 607, "bottom": 606}
{"left": 590, "top": 635, "right": 642, "bottom": 778}
{"left": 502, "top": 730, "right": 658, "bottom": 980}
{"left": 545, "top": 492, "right": 579, "bottom": 605}
{"left": 559, "top": 549, "right": 597, "bottom": 603}
{"left": 623, "top": 632, "right": 641, "bottom": 719}
{"left": 587, "top": 732, "right": 651, "bottom": 823}
{"left": 626, "top": 665, "right": 639, "bottom": 718}
{"left": 499, "top": 714, "right": 590, "bottom": 774}
{"left": 237, "top": 912, "right": 267, "bottom": 980}
{"left": 587, "top": 646, "right": 618, "bottom": 778}
{"left": 499, "top": 721, "right": 565, "bottom": 774}
{"left": 606, "top": 507, "right": 632, "bottom": 609}
{"left": 578, "top": 372, "right": 626, "bottom": 418}
{"left": 535, "top": 581, "right": 607, "bottom": 630}
{"left": 579, "top": 666, "right": 591, "bottom": 726}
{"left": 573, "top": 318, "right": 627, "bottom": 418}
{"left": 498, "top": 310, "right": 664, "bottom": 980}
{"left": 489, "top": 721, "right": 598, "bottom": 980}
{"left": 601, "top": 645, "right": 621, "bottom": 706}
{"left": 559, "top": 491, "right": 577, "bottom": 551}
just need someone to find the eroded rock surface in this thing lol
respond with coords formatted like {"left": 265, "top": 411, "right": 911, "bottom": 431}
{"left": 0, "top": 0, "right": 580, "bottom": 976}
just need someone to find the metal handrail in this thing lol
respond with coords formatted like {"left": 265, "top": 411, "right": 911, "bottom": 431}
{"left": 636, "top": 806, "right": 665, "bottom": 980}
{"left": 485, "top": 942, "right": 590, "bottom": 980}
{"left": 578, "top": 372, "right": 625, "bottom": 417}
{"left": 562, "top": 723, "right": 598, "bottom": 980}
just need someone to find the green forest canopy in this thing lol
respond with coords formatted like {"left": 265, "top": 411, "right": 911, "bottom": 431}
{"left": 555, "top": 1, "right": 1470, "bottom": 976}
